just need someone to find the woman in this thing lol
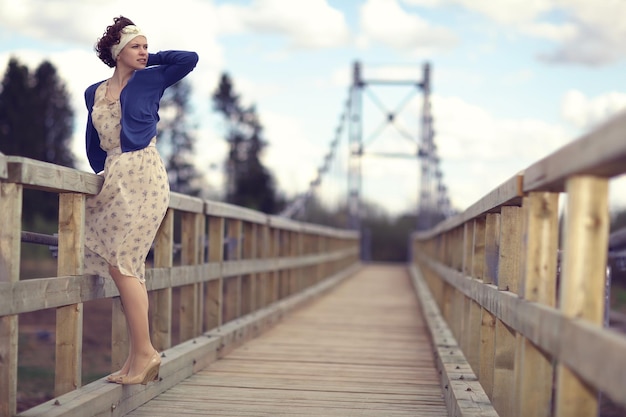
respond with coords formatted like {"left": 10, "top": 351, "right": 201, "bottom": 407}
{"left": 84, "top": 16, "right": 198, "bottom": 385}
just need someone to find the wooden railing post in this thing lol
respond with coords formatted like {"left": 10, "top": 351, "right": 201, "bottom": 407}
{"left": 517, "top": 191, "right": 559, "bottom": 417}
{"left": 317, "top": 234, "right": 325, "bottom": 284}
{"left": 465, "top": 221, "right": 482, "bottom": 375}
{"left": 224, "top": 219, "right": 242, "bottom": 322}
{"left": 271, "top": 228, "right": 280, "bottom": 303}
{"left": 241, "top": 222, "right": 257, "bottom": 315}
{"left": 294, "top": 230, "right": 302, "bottom": 292}
{"left": 0, "top": 182, "right": 22, "bottom": 417}
{"left": 555, "top": 176, "right": 609, "bottom": 417}
{"left": 291, "top": 230, "right": 299, "bottom": 293}
{"left": 303, "top": 232, "right": 310, "bottom": 288}
{"left": 180, "top": 212, "right": 202, "bottom": 342}
{"left": 471, "top": 218, "right": 486, "bottom": 280}
{"left": 479, "top": 213, "right": 499, "bottom": 397}
{"left": 54, "top": 193, "right": 85, "bottom": 396}
{"left": 452, "top": 228, "right": 465, "bottom": 343}
{"left": 281, "top": 231, "right": 289, "bottom": 297}
{"left": 196, "top": 214, "right": 206, "bottom": 334}
{"left": 492, "top": 205, "right": 523, "bottom": 416}
{"left": 257, "top": 223, "right": 269, "bottom": 309}
{"left": 279, "top": 231, "right": 290, "bottom": 298}
{"left": 151, "top": 208, "right": 174, "bottom": 351}
{"left": 205, "top": 216, "right": 224, "bottom": 331}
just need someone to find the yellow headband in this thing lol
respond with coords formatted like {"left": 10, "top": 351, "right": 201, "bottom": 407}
{"left": 111, "top": 25, "right": 146, "bottom": 60}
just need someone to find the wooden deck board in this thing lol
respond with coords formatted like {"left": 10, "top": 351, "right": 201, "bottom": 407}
{"left": 127, "top": 264, "right": 447, "bottom": 416}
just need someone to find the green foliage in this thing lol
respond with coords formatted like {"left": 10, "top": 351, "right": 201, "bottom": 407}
{"left": 0, "top": 57, "right": 75, "bottom": 167}
{"left": 0, "top": 58, "right": 35, "bottom": 158}
{"left": 0, "top": 57, "right": 75, "bottom": 225}
{"left": 212, "top": 73, "right": 282, "bottom": 213}
{"left": 362, "top": 207, "right": 417, "bottom": 262}
{"left": 295, "top": 196, "right": 417, "bottom": 262}
{"left": 292, "top": 196, "right": 349, "bottom": 228}
{"left": 32, "top": 61, "right": 75, "bottom": 167}
{"left": 611, "top": 207, "right": 626, "bottom": 232}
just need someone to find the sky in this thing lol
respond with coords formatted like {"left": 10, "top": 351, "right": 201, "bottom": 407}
{"left": 1, "top": 0, "right": 625, "bottom": 217}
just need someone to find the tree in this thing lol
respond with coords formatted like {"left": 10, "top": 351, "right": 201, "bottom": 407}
{"left": 0, "top": 58, "right": 36, "bottom": 158}
{"left": 0, "top": 58, "right": 75, "bottom": 167}
{"left": 32, "top": 61, "right": 75, "bottom": 168}
{"left": 212, "top": 73, "right": 281, "bottom": 213}
{"left": 0, "top": 57, "right": 75, "bottom": 224}
{"left": 157, "top": 79, "right": 203, "bottom": 196}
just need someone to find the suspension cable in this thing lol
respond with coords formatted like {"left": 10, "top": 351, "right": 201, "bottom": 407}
{"left": 279, "top": 91, "right": 352, "bottom": 218}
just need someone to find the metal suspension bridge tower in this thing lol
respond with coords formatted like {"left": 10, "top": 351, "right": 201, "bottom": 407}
{"left": 348, "top": 60, "right": 451, "bottom": 231}
{"left": 281, "top": 61, "right": 452, "bottom": 235}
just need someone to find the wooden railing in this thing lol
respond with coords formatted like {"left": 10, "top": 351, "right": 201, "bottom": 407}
{"left": 0, "top": 154, "right": 360, "bottom": 417}
{"left": 412, "top": 110, "right": 626, "bottom": 417}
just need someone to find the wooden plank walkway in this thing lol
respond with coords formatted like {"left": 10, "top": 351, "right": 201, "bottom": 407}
{"left": 127, "top": 264, "right": 448, "bottom": 416}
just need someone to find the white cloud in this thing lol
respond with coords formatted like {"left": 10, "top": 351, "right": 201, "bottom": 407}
{"left": 0, "top": 0, "right": 224, "bottom": 71}
{"left": 261, "top": 110, "right": 327, "bottom": 195}
{"left": 216, "top": 0, "right": 351, "bottom": 49}
{"left": 561, "top": 90, "right": 626, "bottom": 131}
{"left": 227, "top": 76, "right": 284, "bottom": 109}
{"left": 548, "top": 0, "right": 626, "bottom": 65}
{"left": 0, "top": 0, "right": 223, "bottom": 54}
{"left": 402, "top": 0, "right": 626, "bottom": 66}
{"left": 456, "top": 0, "right": 552, "bottom": 25}
{"left": 0, "top": 0, "right": 102, "bottom": 47}
{"left": 401, "top": 0, "right": 552, "bottom": 24}
{"left": 435, "top": 99, "right": 568, "bottom": 162}
{"left": 431, "top": 95, "right": 572, "bottom": 208}
{"left": 359, "top": 0, "right": 457, "bottom": 55}
{"left": 521, "top": 21, "right": 578, "bottom": 42}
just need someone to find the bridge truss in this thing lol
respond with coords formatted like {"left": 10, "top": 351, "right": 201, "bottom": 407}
{"left": 280, "top": 61, "right": 453, "bottom": 232}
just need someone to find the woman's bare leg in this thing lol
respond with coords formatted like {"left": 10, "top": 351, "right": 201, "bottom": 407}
{"left": 109, "top": 266, "right": 157, "bottom": 378}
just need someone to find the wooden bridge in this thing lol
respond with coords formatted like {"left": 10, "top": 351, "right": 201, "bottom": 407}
{"left": 2, "top": 110, "right": 626, "bottom": 417}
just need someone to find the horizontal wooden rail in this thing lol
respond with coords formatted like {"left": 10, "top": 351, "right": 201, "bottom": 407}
{"left": 523, "top": 109, "right": 626, "bottom": 192}
{"left": 0, "top": 156, "right": 361, "bottom": 417}
{"left": 0, "top": 249, "right": 357, "bottom": 316}
{"left": 416, "top": 255, "right": 626, "bottom": 404}
{"left": 412, "top": 109, "right": 626, "bottom": 417}
{"left": 416, "top": 173, "right": 524, "bottom": 240}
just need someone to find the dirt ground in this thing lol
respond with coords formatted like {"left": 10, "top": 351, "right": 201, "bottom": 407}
{"left": 17, "top": 298, "right": 113, "bottom": 411}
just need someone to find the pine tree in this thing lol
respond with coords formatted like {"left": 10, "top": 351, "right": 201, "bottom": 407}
{"left": 157, "top": 79, "right": 203, "bottom": 196}
{"left": 32, "top": 61, "right": 75, "bottom": 168}
{"left": 212, "top": 73, "right": 281, "bottom": 213}
{"left": 0, "top": 58, "right": 75, "bottom": 167}
{"left": 0, "top": 58, "right": 37, "bottom": 158}
{"left": 0, "top": 57, "right": 75, "bottom": 224}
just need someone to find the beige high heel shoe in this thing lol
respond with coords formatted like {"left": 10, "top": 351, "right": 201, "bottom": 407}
{"left": 114, "top": 351, "right": 161, "bottom": 385}
{"left": 106, "top": 356, "right": 130, "bottom": 382}
{"left": 106, "top": 369, "right": 127, "bottom": 383}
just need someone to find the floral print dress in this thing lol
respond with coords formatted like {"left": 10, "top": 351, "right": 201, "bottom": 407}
{"left": 84, "top": 80, "right": 170, "bottom": 283}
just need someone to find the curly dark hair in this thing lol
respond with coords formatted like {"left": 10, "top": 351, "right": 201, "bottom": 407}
{"left": 95, "top": 16, "right": 135, "bottom": 67}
